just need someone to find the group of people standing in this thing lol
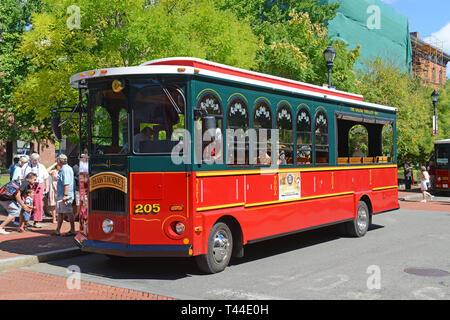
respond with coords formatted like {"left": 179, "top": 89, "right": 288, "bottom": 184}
{"left": 0, "top": 152, "right": 88, "bottom": 236}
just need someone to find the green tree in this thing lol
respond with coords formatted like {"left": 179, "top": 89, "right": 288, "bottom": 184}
{"left": 0, "top": 0, "right": 45, "bottom": 146}
{"left": 218, "top": 0, "right": 360, "bottom": 91}
{"left": 217, "top": 0, "right": 339, "bottom": 26}
{"left": 14, "top": 0, "right": 259, "bottom": 142}
{"left": 433, "top": 80, "right": 450, "bottom": 138}
{"left": 357, "top": 58, "right": 438, "bottom": 166}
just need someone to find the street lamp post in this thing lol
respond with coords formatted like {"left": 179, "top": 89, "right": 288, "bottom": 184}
{"left": 431, "top": 90, "right": 439, "bottom": 136}
{"left": 323, "top": 44, "right": 336, "bottom": 88}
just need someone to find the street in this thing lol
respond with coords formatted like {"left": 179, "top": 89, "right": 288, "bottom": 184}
{"left": 5, "top": 207, "right": 449, "bottom": 300}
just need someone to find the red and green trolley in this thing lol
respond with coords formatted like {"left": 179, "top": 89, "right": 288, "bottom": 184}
{"left": 433, "top": 139, "right": 450, "bottom": 192}
{"left": 71, "top": 57, "right": 399, "bottom": 273}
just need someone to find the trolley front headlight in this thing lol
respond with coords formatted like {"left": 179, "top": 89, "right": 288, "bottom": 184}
{"left": 102, "top": 219, "right": 114, "bottom": 234}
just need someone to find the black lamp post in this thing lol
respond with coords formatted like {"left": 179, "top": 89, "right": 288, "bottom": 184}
{"left": 323, "top": 44, "right": 336, "bottom": 88}
{"left": 431, "top": 90, "right": 439, "bottom": 136}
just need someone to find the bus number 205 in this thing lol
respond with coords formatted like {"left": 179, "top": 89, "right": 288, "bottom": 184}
{"left": 133, "top": 203, "right": 161, "bottom": 215}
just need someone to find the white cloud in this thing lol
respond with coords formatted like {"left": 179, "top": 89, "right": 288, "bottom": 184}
{"left": 425, "top": 22, "right": 450, "bottom": 53}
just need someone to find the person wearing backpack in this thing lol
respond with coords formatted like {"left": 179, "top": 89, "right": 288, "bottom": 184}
{"left": 0, "top": 172, "right": 37, "bottom": 234}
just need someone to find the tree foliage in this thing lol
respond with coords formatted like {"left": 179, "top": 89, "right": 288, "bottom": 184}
{"left": 0, "top": 0, "right": 44, "bottom": 144}
{"left": 433, "top": 80, "right": 450, "bottom": 139}
{"left": 218, "top": 0, "right": 360, "bottom": 91}
{"left": 356, "top": 58, "right": 449, "bottom": 165}
{"left": 14, "top": 0, "right": 259, "bottom": 140}
{"left": 4, "top": 0, "right": 446, "bottom": 165}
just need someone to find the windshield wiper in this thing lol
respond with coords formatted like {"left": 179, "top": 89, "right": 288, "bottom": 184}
{"left": 157, "top": 81, "right": 183, "bottom": 114}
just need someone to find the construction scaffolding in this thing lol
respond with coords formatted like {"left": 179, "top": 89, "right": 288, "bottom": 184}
{"left": 321, "top": 0, "right": 413, "bottom": 74}
{"left": 411, "top": 34, "right": 446, "bottom": 86}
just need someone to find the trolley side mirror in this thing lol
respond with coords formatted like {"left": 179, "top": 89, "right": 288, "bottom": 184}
{"left": 202, "top": 115, "right": 217, "bottom": 140}
{"left": 51, "top": 115, "right": 62, "bottom": 140}
{"left": 202, "top": 115, "right": 216, "bottom": 132}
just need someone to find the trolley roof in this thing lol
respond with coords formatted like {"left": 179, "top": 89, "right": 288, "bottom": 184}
{"left": 70, "top": 57, "right": 397, "bottom": 114}
{"left": 434, "top": 139, "right": 450, "bottom": 144}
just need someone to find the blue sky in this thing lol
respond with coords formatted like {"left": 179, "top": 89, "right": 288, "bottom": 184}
{"left": 381, "top": 0, "right": 450, "bottom": 77}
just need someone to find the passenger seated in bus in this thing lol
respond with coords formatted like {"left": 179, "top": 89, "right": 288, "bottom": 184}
{"left": 278, "top": 151, "right": 287, "bottom": 165}
{"left": 134, "top": 126, "right": 154, "bottom": 152}
{"left": 204, "top": 128, "right": 223, "bottom": 162}
{"left": 253, "top": 150, "right": 271, "bottom": 165}
{"left": 212, "top": 128, "right": 223, "bottom": 160}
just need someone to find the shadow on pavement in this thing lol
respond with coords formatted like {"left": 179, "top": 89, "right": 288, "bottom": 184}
{"left": 0, "top": 217, "right": 80, "bottom": 258}
{"left": 44, "top": 222, "right": 386, "bottom": 281}
{"left": 0, "top": 235, "right": 75, "bottom": 257}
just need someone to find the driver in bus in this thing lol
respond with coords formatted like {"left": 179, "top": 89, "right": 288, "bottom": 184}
{"left": 133, "top": 126, "right": 154, "bottom": 153}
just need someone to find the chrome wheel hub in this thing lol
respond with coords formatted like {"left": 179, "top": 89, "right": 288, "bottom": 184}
{"left": 357, "top": 206, "right": 369, "bottom": 232}
{"left": 212, "top": 231, "right": 230, "bottom": 264}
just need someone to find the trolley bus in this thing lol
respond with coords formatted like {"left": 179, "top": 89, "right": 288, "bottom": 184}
{"left": 434, "top": 139, "right": 450, "bottom": 192}
{"left": 70, "top": 57, "right": 399, "bottom": 273}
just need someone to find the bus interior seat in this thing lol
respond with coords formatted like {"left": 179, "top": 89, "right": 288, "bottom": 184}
{"left": 349, "top": 157, "right": 362, "bottom": 164}
{"left": 338, "top": 157, "right": 348, "bottom": 164}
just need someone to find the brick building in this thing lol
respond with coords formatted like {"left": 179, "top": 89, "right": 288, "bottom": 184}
{"left": 410, "top": 32, "right": 450, "bottom": 88}
{"left": 0, "top": 140, "right": 57, "bottom": 169}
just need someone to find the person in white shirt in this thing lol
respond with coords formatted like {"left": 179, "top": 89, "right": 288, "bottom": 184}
{"left": 420, "top": 166, "right": 433, "bottom": 202}
{"left": 24, "top": 153, "right": 49, "bottom": 227}
{"left": 12, "top": 156, "right": 30, "bottom": 181}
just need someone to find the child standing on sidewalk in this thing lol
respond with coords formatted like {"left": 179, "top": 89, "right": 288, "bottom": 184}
{"left": 19, "top": 189, "right": 35, "bottom": 232}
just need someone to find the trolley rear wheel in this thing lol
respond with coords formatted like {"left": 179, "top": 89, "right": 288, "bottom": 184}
{"left": 346, "top": 200, "right": 370, "bottom": 237}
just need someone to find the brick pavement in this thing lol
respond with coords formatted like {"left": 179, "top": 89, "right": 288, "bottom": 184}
{"left": 398, "top": 185, "right": 450, "bottom": 212}
{"left": 0, "top": 217, "right": 175, "bottom": 300}
{"left": 0, "top": 269, "right": 175, "bottom": 300}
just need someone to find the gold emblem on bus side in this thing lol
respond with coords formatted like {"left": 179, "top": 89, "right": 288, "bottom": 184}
{"left": 112, "top": 79, "right": 124, "bottom": 93}
{"left": 90, "top": 172, "right": 127, "bottom": 193}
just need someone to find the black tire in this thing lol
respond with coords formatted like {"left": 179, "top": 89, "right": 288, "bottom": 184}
{"left": 195, "top": 222, "right": 233, "bottom": 274}
{"left": 346, "top": 200, "right": 370, "bottom": 237}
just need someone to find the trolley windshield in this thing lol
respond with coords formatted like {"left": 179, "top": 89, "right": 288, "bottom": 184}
{"left": 88, "top": 78, "right": 185, "bottom": 156}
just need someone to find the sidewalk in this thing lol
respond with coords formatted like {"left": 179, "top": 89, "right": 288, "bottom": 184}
{"left": 0, "top": 215, "right": 82, "bottom": 271}
{"left": 398, "top": 184, "right": 450, "bottom": 212}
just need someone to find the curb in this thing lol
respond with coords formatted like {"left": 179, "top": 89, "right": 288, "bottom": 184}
{"left": 399, "top": 195, "right": 450, "bottom": 202}
{"left": 0, "top": 247, "right": 86, "bottom": 271}
{"left": 399, "top": 194, "right": 422, "bottom": 202}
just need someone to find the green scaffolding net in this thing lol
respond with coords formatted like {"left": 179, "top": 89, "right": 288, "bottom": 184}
{"left": 321, "top": 0, "right": 412, "bottom": 73}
